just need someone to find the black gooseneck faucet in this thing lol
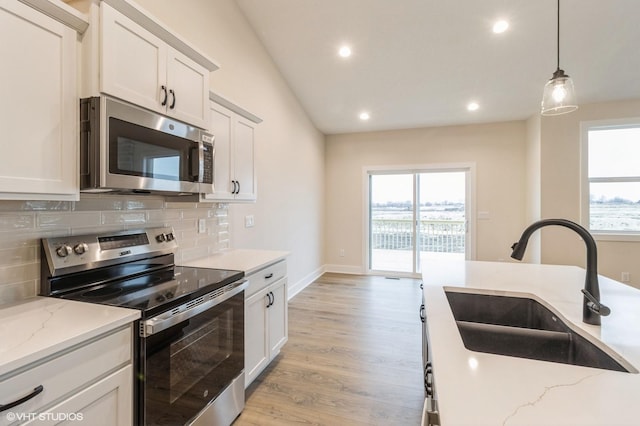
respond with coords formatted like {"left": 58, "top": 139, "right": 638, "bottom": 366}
{"left": 510, "top": 218, "right": 610, "bottom": 326}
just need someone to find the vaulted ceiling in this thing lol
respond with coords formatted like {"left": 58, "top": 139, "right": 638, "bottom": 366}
{"left": 236, "top": 0, "right": 640, "bottom": 134}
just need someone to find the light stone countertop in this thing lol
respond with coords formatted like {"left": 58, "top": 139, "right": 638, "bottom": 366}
{"left": 422, "top": 259, "right": 640, "bottom": 426}
{"left": 181, "top": 249, "right": 289, "bottom": 275}
{"left": 0, "top": 297, "right": 140, "bottom": 378}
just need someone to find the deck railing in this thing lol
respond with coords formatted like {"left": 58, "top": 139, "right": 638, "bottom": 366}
{"left": 371, "top": 219, "right": 465, "bottom": 253}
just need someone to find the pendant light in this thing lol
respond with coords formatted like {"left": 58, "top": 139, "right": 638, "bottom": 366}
{"left": 541, "top": 0, "right": 577, "bottom": 116}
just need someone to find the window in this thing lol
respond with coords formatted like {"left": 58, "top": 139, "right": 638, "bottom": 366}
{"left": 583, "top": 121, "right": 640, "bottom": 237}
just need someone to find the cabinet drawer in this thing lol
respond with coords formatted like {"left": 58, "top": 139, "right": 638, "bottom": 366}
{"left": 0, "top": 327, "right": 131, "bottom": 424}
{"left": 245, "top": 260, "right": 287, "bottom": 297}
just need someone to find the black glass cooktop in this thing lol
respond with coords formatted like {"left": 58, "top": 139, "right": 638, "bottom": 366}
{"left": 56, "top": 266, "right": 244, "bottom": 318}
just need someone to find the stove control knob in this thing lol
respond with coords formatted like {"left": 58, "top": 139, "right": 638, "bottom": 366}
{"left": 156, "top": 234, "right": 166, "bottom": 243}
{"left": 166, "top": 233, "right": 175, "bottom": 241}
{"left": 73, "top": 243, "right": 89, "bottom": 255}
{"left": 56, "top": 245, "right": 72, "bottom": 258}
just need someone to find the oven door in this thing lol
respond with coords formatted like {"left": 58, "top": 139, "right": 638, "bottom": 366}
{"left": 139, "top": 285, "right": 245, "bottom": 426}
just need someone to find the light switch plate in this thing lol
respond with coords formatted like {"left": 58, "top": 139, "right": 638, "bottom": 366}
{"left": 245, "top": 215, "right": 255, "bottom": 228}
{"left": 198, "top": 218, "right": 206, "bottom": 234}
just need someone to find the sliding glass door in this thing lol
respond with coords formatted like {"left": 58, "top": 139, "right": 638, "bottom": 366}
{"left": 369, "top": 169, "right": 469, "bottom": 274}
{"left": 369, "top": 173, "right": 415, "bottom": 273}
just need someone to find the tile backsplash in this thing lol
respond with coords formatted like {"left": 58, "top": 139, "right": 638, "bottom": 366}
{"left": 0, "top": 194, "right": 230, "bottom": 305}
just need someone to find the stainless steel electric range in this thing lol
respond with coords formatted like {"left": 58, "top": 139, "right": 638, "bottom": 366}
{"left": 40, "top": 227, "right": 247, "bottom": 426}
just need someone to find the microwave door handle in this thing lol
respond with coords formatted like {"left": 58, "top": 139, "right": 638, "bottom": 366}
{"left": 197, "top": 142, "right": 205, "bottom": 182}
{"left": 190, "top": 144, "right": 204, "bottom": 182}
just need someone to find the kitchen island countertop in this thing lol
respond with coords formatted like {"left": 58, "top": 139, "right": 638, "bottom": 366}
{"left": 422, "top": 259, "right": 640, "bottom": 425}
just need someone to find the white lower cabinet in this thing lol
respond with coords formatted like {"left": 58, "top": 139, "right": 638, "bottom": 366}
{"left": 245, "top": 287, "right": 268, "bottom": 385}
{"left": 244, "top": 261, "right": 288, "bottom": 387}
{"left": 0, "top": 326, "right": 133, "bottom": 426}
{"left": 267, "top": 278, "right": 288, "bottom": 355}
{"left": 22, "top": 366, "right": 132, "bottom": 426}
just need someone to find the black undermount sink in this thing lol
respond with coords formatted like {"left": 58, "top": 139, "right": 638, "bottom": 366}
{"left": 445, "top": 290, "right": 635, "bottom": 373}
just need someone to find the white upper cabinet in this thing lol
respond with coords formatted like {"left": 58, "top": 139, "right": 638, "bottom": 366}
{"left": 100, "top": 2, "right": 210, "bottom": 129}
{"left": 100, "top": 4, "right": 165, "bottom": 113}
{"left": 233, "top": 116, "right": 257, "bottom": 201}
{"left": 209, "top": 102, "right": 234, "bottom": 200}
{"left": 204, "top": 95, "right": 261, "bottom": 202}
{"left": 0, "top": 0, "right": 86, "bottom": 201}
{"left": 166, "top": 49, "right": 210, "bottom": 127}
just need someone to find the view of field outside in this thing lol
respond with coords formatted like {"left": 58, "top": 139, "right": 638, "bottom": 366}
{"left": 370, "top": 172, "right": 466, "bottom": 272}
{"left": 588, "top": 126, "right": 640, "bottom": 232}
{"left": 590, "top": 199, "right": 640, "bottom": 231}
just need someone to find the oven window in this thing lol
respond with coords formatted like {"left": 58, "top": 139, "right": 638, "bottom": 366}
{"left": 142, "top": 292, "right": 244, "bottom": 426}
{"left": 109, "top": 117, "right": 192, "bottom": 181}
{"left": 168, "top": 310, "right": 232, "bottom": 403}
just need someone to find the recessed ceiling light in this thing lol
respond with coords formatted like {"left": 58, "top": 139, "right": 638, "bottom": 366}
{"left": 467, "top": 102, "right": 479, "bottom": 112}
{"left": 338, "top": 45, "right": 352, "bottom": 58}
{"left": 492, "top": 20, "right": 509, "bottom": 34}
{"left": 359, "top": 111, "right": 370, "bottom": 120}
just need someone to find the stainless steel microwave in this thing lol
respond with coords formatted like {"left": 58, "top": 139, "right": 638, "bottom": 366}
{"left": 80, "top": 96, "right": 214, "bottom": 195}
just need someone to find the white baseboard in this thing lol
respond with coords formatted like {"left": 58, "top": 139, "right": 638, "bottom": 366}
{"left": 323, "top": 264, "right": 364, "bottom": 275}
{"left": 288, "top": 264, "right": 372, "bottom": 300}
{"left": 288, "top": 265, "right": 325, "bottom": 300}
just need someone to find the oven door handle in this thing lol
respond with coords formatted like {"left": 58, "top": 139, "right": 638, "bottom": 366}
{"left": 140, "top": 279, "right": 247, "bottom": 337}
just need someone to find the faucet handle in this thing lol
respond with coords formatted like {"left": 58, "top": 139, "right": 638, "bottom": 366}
{"left": 581, "top": 289, "right": 611, "bottom": 317}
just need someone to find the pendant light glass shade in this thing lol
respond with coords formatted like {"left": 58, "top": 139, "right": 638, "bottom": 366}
{"left": 541, "top": 68, "right": 577, "bottom": 115}
{"left": 540, "top": 0, "right": 577, "bottom": 116}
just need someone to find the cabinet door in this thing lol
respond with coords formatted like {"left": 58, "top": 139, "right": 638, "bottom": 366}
{"left": 245, "top": 288, "right": 269, "bottom": 388}
{"left": 166, "top": 47, "right": 208, "bottom": 129}
{"left": 206, "top": 102, "right": 234, "bottom": 200}
{"left": 268, "top": 278, "right": 288, "bottom": 356}
{"left": 100, "top": 2, "right": 166, "bottom": 115}
{"left": 233, "top": 116, "right": 257, "bottom": 201}
{"left": 0, "top": 0, "right": 77, "bottom": 200}
{"left": 23, "top": 366, "right": 133, "bottom": 426}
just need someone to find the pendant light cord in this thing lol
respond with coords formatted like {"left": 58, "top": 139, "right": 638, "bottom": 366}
{"left": 556, "top": 0, "right": 560, "bottom": 71}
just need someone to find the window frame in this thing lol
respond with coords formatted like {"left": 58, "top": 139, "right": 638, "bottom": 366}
{"left": 581, "top": 118, "right": 640, "bottom": 241}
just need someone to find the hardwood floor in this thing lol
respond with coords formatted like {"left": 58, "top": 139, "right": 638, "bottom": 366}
{"left": 234, "top": 273, "right": 425, "bottom": 426}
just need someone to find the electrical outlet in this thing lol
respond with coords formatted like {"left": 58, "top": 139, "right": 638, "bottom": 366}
{"left": 198, "top": 218, "right": 206, "bottom": 234}
{"left": 622, "top": 272, "right": 630, "bottom": 282}
{"left": 339, "top": 248, "right": 345, "bottom": 257}
{"left": 245, "top": 215, "right": 255, "bottom": 228}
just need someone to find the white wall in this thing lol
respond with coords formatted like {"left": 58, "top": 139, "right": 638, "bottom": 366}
{"left": 524, "top": 114, "right": 542, "bottom": 263}
{"left": 133, "top": 0, "right": 326, "bottom": 294}
{"left": 325, "top": 121, "right": 527, "bottom": 273}
{"left": 540, "top": 99, "right": 640, "bottom": 288}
